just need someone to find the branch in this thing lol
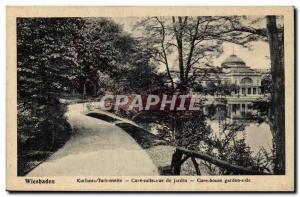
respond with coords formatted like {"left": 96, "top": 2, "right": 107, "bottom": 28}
{"left": 155, "top": 17, "right": 175, "bottom": 90}
{"left": 185, "top": 17, "right": 201, "bottom": 81}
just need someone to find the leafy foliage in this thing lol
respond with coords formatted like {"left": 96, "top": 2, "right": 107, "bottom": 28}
{"left": 17, "top": 18, "right": 85, "bottom": 154}
{"left": 203, "top": 122, "right": 272, "bottom": 175}
{"left": 261, "top": 74, "right": 272, "bottom": 94}
{"left": 174, "top": 112, "right": 212, "bottom": 150}
{"left": 17, "top": 17, "right": 159, "bottom": 175}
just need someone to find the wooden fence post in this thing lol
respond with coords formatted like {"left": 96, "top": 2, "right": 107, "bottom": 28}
{"left": 171, "top": 149, "right": 183, "bottom": 175}
{"left": 191, "top": 157, "right": 201, "bottom": 175}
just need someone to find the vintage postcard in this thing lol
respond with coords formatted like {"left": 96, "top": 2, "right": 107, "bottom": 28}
{"left": 6, "top": 6, "right": 295, "bottom": 192}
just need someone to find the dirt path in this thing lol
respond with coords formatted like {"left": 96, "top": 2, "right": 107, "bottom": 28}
{"left": 27, "top": 104, "right": 159, "bottom": 176}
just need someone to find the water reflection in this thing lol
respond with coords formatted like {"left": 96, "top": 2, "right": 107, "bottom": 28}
{"left": 204, "top": 102, "right": 272, "bottom": 156}
{"left": 134, "top": 99, "right": 273, "bottom": 156}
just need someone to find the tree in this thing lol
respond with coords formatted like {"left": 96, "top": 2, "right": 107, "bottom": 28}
{"left": 222, "top": 15, "right": 285, "bottom": 174}
{"left": 135, "top": 16, "right": 258, "bottom": 151}
{"left": 119, "top": 42, "right": 168, "bottom": 94}
{"left": 136, "top": 17, "right": 227, "bottom": 92}
{"left": 17, "top": 18, "right": 85, "bottom": 151}
{"left": 74, "top": 18, "right": 136, "bottom": 96}
{"left": 261, "top": 74, "right": 272, "bottom": 94}
{"left": 266, "top": 16, "right": 285, "bottom": 174}
{"left": 17, "top": 18, "right": 84, "bottom": 104}
{"left": 227, "top": 16, "right": 285, "bottom": 174}
{"left": 205, "top": 122, "right": 273, "bottom": 175}
{"left": 17, "top": 18, "right": 85, "bottom": 175}
{"left": 136, "top": 16, "right": 269, "bottom": 92}
{"left": 17, "top": 17, "right": 170, "bottom": 175}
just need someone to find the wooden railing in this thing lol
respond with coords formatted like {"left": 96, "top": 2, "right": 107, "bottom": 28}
{"left": 170, "top": 147, "right": 270, "bottom": 175}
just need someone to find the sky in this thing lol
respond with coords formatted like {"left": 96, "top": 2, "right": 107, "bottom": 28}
{"left": 214, "top": 41, "right": 270, "bottom": 69}
{"left": 112, "top": 17, "right": 271, "bottom": 70}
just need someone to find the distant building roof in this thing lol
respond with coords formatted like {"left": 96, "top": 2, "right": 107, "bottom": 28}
{"left": 221, "top": 54, "right": 246, "bottom": 67}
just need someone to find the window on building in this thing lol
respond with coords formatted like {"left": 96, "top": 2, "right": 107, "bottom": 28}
{"left": 241, "top": 77, "right": 253, "bottom": 85}
{"left": 241, "top": 104, "right": 246, "bottom": 116}
{"left": 248, "top": 88, "right": 251, "bottom": 94}
{"left": 242, "top": 88, "right": 245, "bottom": 95}
{"left": 253, "top": 88, "right": 257, "bottom": 94}
{"left": 232, "top": 104, "right": 237, "bottom": 114}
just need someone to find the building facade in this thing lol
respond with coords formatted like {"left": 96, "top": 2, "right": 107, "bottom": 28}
{"left": 202, "top": 54, "right": 270, "bottom": 120}
{"left": 220, "top": 54, "right": 263, "bottom": 96}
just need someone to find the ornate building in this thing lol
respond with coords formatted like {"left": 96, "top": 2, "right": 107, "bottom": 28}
{"left": 202, "top": 54, "right": 270, "bottom": 119}
{"left": 220, "top": 54, "right": 263, "bottom": 96}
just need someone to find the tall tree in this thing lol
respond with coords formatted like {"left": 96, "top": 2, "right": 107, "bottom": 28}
{"left": 266, "top": 16, "right": 285, "bottom": 174}
{"left": 17, "top": 18, "right": 84, "bottom": 106}
{"left": 226, "top": 16, "right": 285, "bottom": 174}
{"left": 212, "top": 15, "right": 285, "bottom": 174}
{"left": 75, "top": 18, "right": 136, "bottom": 96}
{"left": 136, "top": 16, "right": 266, "bottom": 92}
{"left": 17, "top": 18, "right": 85, "bottom": 174}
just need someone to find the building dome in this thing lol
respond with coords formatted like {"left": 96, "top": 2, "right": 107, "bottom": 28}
{"left": 221, "top": 54, "right": 246, "bottom": 67}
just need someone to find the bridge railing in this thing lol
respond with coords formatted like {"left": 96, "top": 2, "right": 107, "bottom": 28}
{"left": 170, "top": 147, "right": 270, "bottom": 175}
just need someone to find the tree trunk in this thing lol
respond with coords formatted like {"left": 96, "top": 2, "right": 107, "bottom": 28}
{"left": 155, "top": 17, "right": 175, "bottom": 91}
{"left": 172, "top": 16, "right": 186, "bottom": 91}
{"left": 266, "top": 16, "right": 285, "bottom": 175}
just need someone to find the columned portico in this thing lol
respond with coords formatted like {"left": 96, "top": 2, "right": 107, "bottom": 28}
{"left": 201, "top": 54, "right": 269, "bottom": 119}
